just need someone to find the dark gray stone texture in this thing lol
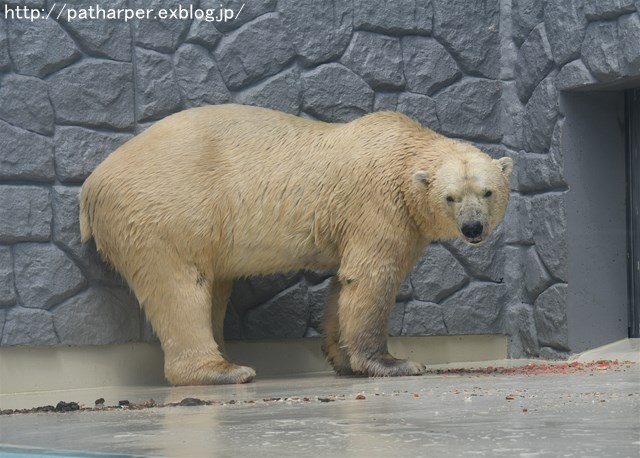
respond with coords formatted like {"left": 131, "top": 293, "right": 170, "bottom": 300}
{"left": 1, "top": 307, "right": 58, "bottom": 345}
{"left": 402, "top": 36, "right": 460, "bottom": 96}
{"left": 511, "top": 0, "right": 546, "bottom": 46}
{"left": 135, "top": 48, "right": 182, "bottom": 122}
{"left": 353, "top": 0, "right": 432, "bottom": 35}
{"left": 433, "top": 0, "right": 501, "bottom": 78}
{"left": 544, "top": 0, "right": 588, "bottom": 66}
{"left": 585, "top": 0, "right": 636, "bottom": 19}
{"left": 515, "top": 23, "right": 554, "bottom": 103}
{"left": 341, "top": 32, "right": 404, "bottom": 90}
{"left": 214, "top": 13, "right": 295, "bottom": 89}
{"left": 235, "top": 68, "right": 301, "bottom": 115}
{"left": 53, "top": 287, "right": 141, "bottom": 344}
{"left": 0, "top": 0, "right": 636, "bottom": 359}
{"left": 280, "top": 0, "right": 352, "bottom": 66}
{"left": 434, "top": 79, "right": 502, "bottom": 141}
{"left": 54, "top": 128, "right": 131, "bottom": 183}
{"left": 522, "top": 76, "right": 558, "bottom": 154}
{"left": 0, "top": 74, "right": 54, "bottom": 135}
{"left": 132, "top": 0, "right": 194, "bottom": 53}
{"left": 57, "top": 0, "right": 132, "bottom": 61}
{"left": 13, "top": 243, "right": 86, "bottom": 310}
{"left": 396, "top": 93, "right": 440, "bottom": 131}
{"left": 0, "top": 186, "right": 51, "bottom": 243}
{"left": 534, "top": 284, "right": 569, "bottom": 351}
{"left": 6, "top": 16, "right": 80, "bottom": 77}
{"left": 0, "top": 121, "right": 54, "bottom": 181}
{"left": 174, "top": 44, "right": 231, "bottom": 108}
{"left": 0, "top": 247, "right": 15, "bottom": 306}
{"left": 48, "top": 59, "right": 134, "bottom": 129}
{"left": 301, "top": 63, "right": 374, "bottom": 122}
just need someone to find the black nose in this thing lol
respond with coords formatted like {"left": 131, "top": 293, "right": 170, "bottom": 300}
{"left": 461, "top": 221, "right": 484, "bottom": 239}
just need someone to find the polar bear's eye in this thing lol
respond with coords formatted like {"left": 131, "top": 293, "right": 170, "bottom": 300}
{"left": 446, "top": 196, "right": 455, "bottom": 203}
{"left": 484, "top": 190, "right": 493, "bottom": 198}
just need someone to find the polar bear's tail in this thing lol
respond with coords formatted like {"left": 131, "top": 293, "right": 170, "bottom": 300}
{"left": 79, "top": 185, "right": 93, "bottom": 243}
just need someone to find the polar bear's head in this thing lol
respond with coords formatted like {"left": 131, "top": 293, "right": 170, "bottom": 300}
{"left": 413, "top": 150, "right": 513, "bottom": 245}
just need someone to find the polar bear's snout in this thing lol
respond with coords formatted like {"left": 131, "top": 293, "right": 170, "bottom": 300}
{"left": 461, "top": 221, "right": 484, "bottom": 243}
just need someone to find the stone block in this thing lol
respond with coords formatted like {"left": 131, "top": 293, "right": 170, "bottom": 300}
{"left": 401, "top": 36, "right": 460, "bottom": 96}
{"left": 500, "top": 82, "right": 524, "bottom": 150}
{"left": 512, "top": 151, "right": 565, "bottom": 193}
{"left": 503, "top": 302, "right": 539, "bottom": 358}
{"left": 555, "top": 59, "right": 598, "bottom": 91}
{"left": 215, "top": 13, "right": 295, "bottom": 89}
{"left": 515, "top": 23, "right": 554, "bottom": 103}
{"left": 396, "top": 93, "right": 440, "bottom": 131}
{"left": 401, "top": 301, "right": 447, "bottom": 336}
{"left": 230, "top": 273, "right": 303, "bottom": 315}
{"left": 14, "top": 243, "right": 86, "bottom": 310}
{"left": 174, "top": 43, "right": 231, "bottom": 109}
{"left": 340, "top": 32, "right": 404, "bottom": 90}
{"left": 544, "top": 0, "right": 587, "bottom": 66}
{"left": 534, "top": 283, "right": 569, "bottom": 350}
{"left": 619, "top": 13, "right": 640, "bottom": 75}
{"left": 433, "top": 0, "right": 500, "bottom": 78}
{"left": 132, "top": 0, "right": 194, "bottom": 53}
{"left": 522, "top": 76, "right": 558, "bottom": 154}
{"left": 353, "top": 0, "right": 432, "bottom": 34}
{"left": 0, "top": 121, "right": 54, "bottom": 182}
{"left": 502, "top": 193, "right": 533, "bottom": 244}
{"left": 531, "top": 192, "right": 568, "bottom": 282}
{"left": 585, "top": 0, "right": 636, "bottom": 19}
{"left": 0, "top": 74, "right": 54, "bottom": 135}
{"left": 243, "top": 282, "right": 309, "bottom": 339}
{"left": 442, "top": 283, "right": 508, "bottom": 334}
{"left": 210, "top": 0, "right": 277, "bottom": 33}
{"left": 0, "top": 246, "right": 16, "bottom": 306}
{"left": 185, "top": 17, "right": 222, "bottom": 49}
{"left": 444, "top": 227, "right": 506, "bottom": 283}
{"left": 523, "top": 247, "right": 554, "bottom": 303}
{"left": 48, "top": 59, "right": 134, "bottom": 129}
{"left": 0, "top": 186, "right": 51, "bottom": 243}
{"left": 279, "top": 0, "right": 352, "bottom": 66}
{"left": 434, "top": 79, "right": 502, "bottom": 142}
{"left": 57, "top": 0, "right": 131, "bottom": 61}
{"left": 235, "top": 67, "right": 301, "bottom": 115}
{"left": 511, "top": 0, "right": 545, "bottom": 46}
{"left": 7, "top": 16, "right": 80, "bottom": 77}
{"left": 1, "top": 307, "right": 58, "bottom": 345}
{"left": 54, "top": 127, "right": 131, "bottom": 183}
{"left": 301, "top": 63, "right": 374, "bottom": 122}
{"left": 0, "top": 17, "right": 9, "bottom": 71}
{"left": 135, "top": 48, "right": 183, "bottom": 122}
{"left": 53, "top": 287, "right": 141, "bottom": 344}
{"left": 374, "top": 93, "right": 399, "bottom": 112}
{"left": 411, "top": 244, "right": 468, "bottom": 303}
{"left": 582, "top": 21, "right": 622, "bottom": 81}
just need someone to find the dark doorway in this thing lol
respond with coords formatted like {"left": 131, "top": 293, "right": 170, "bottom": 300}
{"left": 626, "top": 89, "right": 640, "bottom": 338}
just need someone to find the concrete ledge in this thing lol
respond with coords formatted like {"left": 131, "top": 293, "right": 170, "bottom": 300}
{"left": 0, "top": 335, "right": 507, "bottom": 395}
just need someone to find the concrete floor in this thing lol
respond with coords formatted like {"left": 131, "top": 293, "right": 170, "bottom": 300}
{"left": 1, "top": 340, "right": 639, "bottom": 458}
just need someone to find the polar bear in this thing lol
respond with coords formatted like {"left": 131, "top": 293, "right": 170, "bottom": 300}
{"left": 80, "top": 104, "right": 513, "bottom": 386}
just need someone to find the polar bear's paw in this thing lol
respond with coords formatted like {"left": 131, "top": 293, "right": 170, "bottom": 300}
{"left": 166, "top": 359, "right": 256, "bottom": 386}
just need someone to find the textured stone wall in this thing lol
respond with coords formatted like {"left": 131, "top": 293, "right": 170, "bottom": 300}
{"left": 1, "top": 0, "right": 638, "bottom": 358}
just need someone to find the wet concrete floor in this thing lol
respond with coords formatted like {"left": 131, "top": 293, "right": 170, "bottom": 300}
{"left": 1, "top": 359, "right": 639, "bottom": 458}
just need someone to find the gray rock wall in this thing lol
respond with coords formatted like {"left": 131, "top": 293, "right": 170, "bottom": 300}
{"left": 1, "top": 0, "right": 638, "bottom": 358}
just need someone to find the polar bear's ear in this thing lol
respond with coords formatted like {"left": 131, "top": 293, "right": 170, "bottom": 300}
{"left": 495, "top": 157, "right": 513, "bottom": 177}
{"left": 413, "top": 170, "right": 430, "bottom": 189}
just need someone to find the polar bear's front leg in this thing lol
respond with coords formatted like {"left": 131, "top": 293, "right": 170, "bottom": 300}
{"left": 336, "top": 269, "right": 426, "bottom": 378}
{"left": 321, "top": 277, "right": 355, "bottom": 375}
